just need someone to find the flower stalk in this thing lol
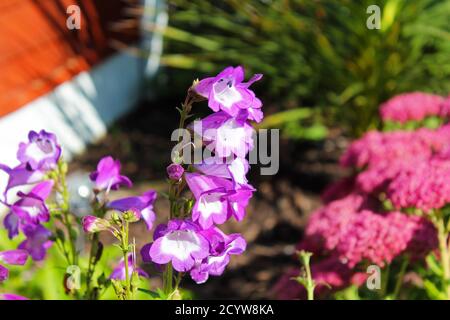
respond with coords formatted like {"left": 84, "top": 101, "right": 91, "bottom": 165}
{"left": 434, "top": 212, "right": 450, "bottom": 299}
{"left": 293, "top": 251, "right": 316, "bottom": 300}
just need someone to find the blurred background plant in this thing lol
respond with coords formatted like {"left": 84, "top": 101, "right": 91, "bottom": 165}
{"left": 153, "top": 0, "right": 450, "bottom": 137}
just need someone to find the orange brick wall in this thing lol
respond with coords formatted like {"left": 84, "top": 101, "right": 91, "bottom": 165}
{"left": 0, "top": 0, "right": 139, "bottom": 117}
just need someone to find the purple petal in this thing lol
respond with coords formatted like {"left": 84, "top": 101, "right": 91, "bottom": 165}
{"left": 149, "top": 222, "right": 210, "bottom": 272}
{"left": 0, "top": 250, "right": 28, "bottom": 266}
{"left": 241, "top": 73, "right": 263, "bottom": 88}
{"left": 190, "top": 262, "right": 210, "bottom": 284}
{"left": 185, "top": 173, "right": 233, "bottom": 199}
{"left": 0, "top": 264, "right": 8, "bottom": 282}
{"left": 3, "top": 212, "right": 20, "bottom": 239}
{"left": 17, "top": 130, "right": 61, "bottom": 170}
{"left": 194, "top": 77, "right": 215, "bottom": 98}
{"left": 0, "top": 293, "right": 28, "bottom": 300}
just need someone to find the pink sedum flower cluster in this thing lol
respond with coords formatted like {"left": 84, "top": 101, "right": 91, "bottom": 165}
{"left": 387, "top": 158, "right": 450, "bottom": 212}
{"left": 279, "top": 91, "right": 450, "bottom": 299}
{"left": 380, "top": 92, "right": 446, "bottom": 124}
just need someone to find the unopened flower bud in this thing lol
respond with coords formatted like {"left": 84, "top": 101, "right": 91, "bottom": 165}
{"left": 82, "top": 215, "right": 111, "bottom": 233}
{"left": 167, "top": 163, "right": 184, "bottom": 181}
{"left": 123, "top": 209, "right": 141, "bottom": 223}
{"left": 111, "top": 212, "right": 122, "bottom": 225}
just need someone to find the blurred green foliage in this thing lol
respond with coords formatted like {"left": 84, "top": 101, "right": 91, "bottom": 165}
{"left": 160, "top": 0, "right": 450, "bottom": 137}
{"left": 0, "top": 230, "right": 153, "bottom": 300}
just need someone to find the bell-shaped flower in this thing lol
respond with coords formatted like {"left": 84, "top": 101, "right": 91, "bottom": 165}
{"left": 10, "top": 180, "right": 53, "bottom": 225}
{"left": 227, "top": 184, "right": 255, "bottom": 222}
{"left": 185, "top": 173, "right": 234, "bottom": 229}
{"left": 192, "top": 111, "right": 255, "bottom": 159}
{"left": 17, "top": 130, "right": 61, "bottom": 171}
{"left": 108, "top": 190, "right": 157, "bottom": 230}
{"left": 18, "top": 224, "right": 52, "bottom": 261}
{"left": 89, "top": 156, "right": 132, "bottom": 192}
{"left": 186, "top": 173, "right": 254, "bottom": 228}
{"left": 0, "top": 164, "right": 45, "bottom": 202}
{"left": 142, "top": 219, "right": 210, "bottom": 272}
{"left": 190, "top": 227, "right": 246, "bottom": 284}
{"left": 194, "top": 66, "right": 263, "bottom": 122}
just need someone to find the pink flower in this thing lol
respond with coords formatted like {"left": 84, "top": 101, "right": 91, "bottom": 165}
{"left": 89, "top": 156, "right": 132, "bottom": 192}
{"left": 107, "top": 190, "right": 157, "bottom": 230}
{"left": 380, "top": 92, "right": 445, "bottom": 124}
{"left": 387, "top": 158, "right": 450, "bottom": 212}
{"left": 192, "top": 111, "right": 255, "bottom": 159}
{"left": 17, "top": 130, "right": 61, "bottom": 171}
{"left": 299, "top": 194, "right": 369, "bottom": 254}
{"left": 142, "top": 219, "right": 210, "bottom": 272}
{"left": 194, "top": 66, "right": 263, "bottom": 122}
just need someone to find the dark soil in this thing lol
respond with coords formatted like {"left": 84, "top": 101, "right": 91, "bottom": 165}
{"left": 71, "top": 97, "right": 348, "bottom": 299}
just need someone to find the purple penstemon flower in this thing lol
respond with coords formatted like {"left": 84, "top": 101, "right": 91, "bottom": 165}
{"left": 185, "top": 173, "right": 233, "bottom": 229}
{"left": 3, "top": 180, "right": 53, "bottom": 239}
{"left": 192, "top": 111, "right": 255, "bottom": 159}
{"left": 0, "top": 164, "right": 45, "bottom": 202}
{"left": 89, "top": 156, "right": 132, "bottom": 192}
{"left": 108, "top": 190, "right": 157, "bottom": 230}
{"left": 194, "top": 66, "right": 263, "bottom": 122}
{"left": 227, "top": 184, "right": 255, "bottom": 222}
{"left": 185, "top": 173, "right": 254, "bottom": 228}
{"left": 17, "top": 130, "right": 61, "bottom": 171}
{"left": 141, "top": 219, "right": 210, "bottom": 272}
{"left": 110, "top": 254, "right": 149, "bottom": 280}
{"left": 18, "top": 224, "right": 52, "bottom": 261}
{"left": 190, "top": 227, "right": 246, "bottom": 284}
{"left": 10, "top": 180, "right": 53, "bottom": 225}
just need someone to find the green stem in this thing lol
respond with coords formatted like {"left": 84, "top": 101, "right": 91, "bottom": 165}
{"left": 393, "top": 257, "right": 409, "bottom": 300}
{"left": 85, "top": 233, "right": 99, "bottom": 298}
{"left": 85, "top": 202, "right": 106, "bottom": 299}
{"left": 58, "top": 161, "right": 78, "bottom": 266}
{"left": 164, "top": 264, "right": 174, "bottom": 296}
{"left": 122, "top": 221, "right": 131, "bottom": 300}
{"left": 161, "top": 92, "right": 195, "bottom": 298}
{"left": 436, "top": 215, "right": 450, "bottom": 299}
{"left": 380, "top": 264, "right": 390, "bottom": 299}
{"left": 298, "top": 251, "right": 315, "bottom": 300}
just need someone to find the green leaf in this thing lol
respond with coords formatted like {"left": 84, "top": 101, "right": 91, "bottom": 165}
{"left": 423, "top": 280, "right": 447, "bottom": 300}
{"left": 137, "top": 288, "right": 160, "bottom": 299}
